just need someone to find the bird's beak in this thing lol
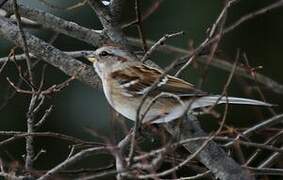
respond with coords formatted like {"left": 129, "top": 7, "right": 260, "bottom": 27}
{"left": 86, "top": 56, "right": 97, "bottom": 63}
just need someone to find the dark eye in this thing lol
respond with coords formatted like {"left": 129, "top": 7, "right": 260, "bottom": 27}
{"left": 99, "top": 51, "right": 111, "bottom": 57}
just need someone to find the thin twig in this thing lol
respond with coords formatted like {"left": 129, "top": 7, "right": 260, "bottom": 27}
{"left": 0, "top": 50, "right": 95, "bottom": 63}
{"left": 110, "top": 0, "right": 125, "bottom": 23}
{"left": 176, "top": 170, "right": 211, "bottom": 180}
{"left": 257, "top": 145, "right": 283, "bottom": 168}
{"left": 135, "top": 0, "right": 148, "bottom": 52}
{"left": 0, "top": 0, "right": 8, "bottom": 8}
{"left": 135, "top": 134, "right": 214, "bottom": 179}
{"left": 246, "top": 166, "right": 283, "bottom": 176}
{"left": 0, "top": 131, "right": 100, "bottom": 146}
{"left": 129, "top": 36, "right": 283, "bottom": 94}
{"left": 37, "top": 146, "right": 109, "bottom": 180}
{"left": 122, "top": 0, "right": 163, "bottom": 29}
{"left": 34, "top": 105, "right": 54, "bottom": 129}
{"left": 12, "top": 0, "right": 33, "bottom": 85}
{"left": 224, "top": 0, "right": 283, "bottom": 34}
{"left": 141, "top": 31, "right": 184, "bottom": 62}
{"left": 175, "top": 0, "right": 234, "bottom": 78}
{"left": 224, "top": 114, "right": 283, "bottom": 147}
{"left": 245, "top": 130, "right": 283, "bottom": 166}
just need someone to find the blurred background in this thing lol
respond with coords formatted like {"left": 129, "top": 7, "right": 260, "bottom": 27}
{"left": 0, "top": 0, "right": 282, "bottom": 178}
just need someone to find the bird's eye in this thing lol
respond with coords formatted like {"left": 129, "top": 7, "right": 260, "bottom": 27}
{"left": 99, "top": 51, "right": 111, "bottom": 57}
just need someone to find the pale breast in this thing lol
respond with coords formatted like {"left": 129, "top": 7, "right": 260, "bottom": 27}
{"left": 102, "top": 78, "right": 140, "bottom": 121}
{"left": 102, "top": 77, "right": 188, "bottom": 123}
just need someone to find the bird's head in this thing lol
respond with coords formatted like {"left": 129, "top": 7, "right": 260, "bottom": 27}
{"left": 86, "top": 46, "right": 138, "bottom": 77}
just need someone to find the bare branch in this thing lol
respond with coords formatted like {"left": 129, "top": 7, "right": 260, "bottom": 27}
{"left": 87, "top": 0, "right": 128, "bottom": 47}
{"left": 0, "top": 16, "right": 100, "bottom": 88}
{"left": 257, "top": 146, "right": 283, "bottom": 168}
{"left": 0, "top": 50, "right": 95, "bottom": 63}
{"left": 224, "top": 114, "right": 283, "bottom": 147}
{"left": 37, "top": 146, "right": 108, "bottom": 180}
{"left": 135, "top": 135, "right": 214, "bottom": 179}
{"left": 0, "top": 131, "right": 99, "bottom": 146}
{"left": 135, "top": 0, "right": 148, "bottom": 52}
{"left": 12, "top": 0, "right": 33, "bottom": 84}
{"left": 246, "top": 167, "right": 283, "bottom": 176}
{"left": 122, "top": 0, "right": 163, "bottom": 29}
{"left": 224, "top": 0, "right": 283, "bottom": 34}
{"left": 165, "top": 118, "right": 253, "bottom": 180}
{"left": 2, "top": 2, "right": 106, "bottom": 46}
{"left": 35, "top": 105, "right": 54, "bottom": 129}
{"left": 177, "top": 170, "right": 211, "bottom": 180}
{"left": 141, "top": 31, "right": 184, "bottom": 62}
{"left": 130, "top": 37, "right": 283, "bottom": 94}
{"left": 0, "top": 0, "right": 8, "bottom": 8}
{"left": 110, "top": 0, "right": 125, "bottom": 22}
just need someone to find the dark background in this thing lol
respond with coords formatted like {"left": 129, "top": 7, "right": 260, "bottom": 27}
{"left": 0, "top": 0, "right": 282, "bottom": 176}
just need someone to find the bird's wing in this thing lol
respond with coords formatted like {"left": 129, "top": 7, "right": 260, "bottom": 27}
{"left": 110, "top": 64, "right": 207, "bottom": 97}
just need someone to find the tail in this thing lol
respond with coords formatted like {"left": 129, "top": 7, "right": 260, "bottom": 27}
{"left": 190, "top": 95, "right": 273, "bottom": 109}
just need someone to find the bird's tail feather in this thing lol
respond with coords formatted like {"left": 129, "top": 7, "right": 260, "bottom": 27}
{"left": 190, "top": 95, "right": 272, "bottom": 109}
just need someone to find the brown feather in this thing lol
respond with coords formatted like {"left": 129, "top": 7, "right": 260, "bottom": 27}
{"left": 110, "top": 64, "right": 207, "bottom": 97}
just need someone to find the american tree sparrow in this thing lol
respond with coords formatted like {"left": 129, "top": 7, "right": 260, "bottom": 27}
{"left": 86, "top": 46, "right": 272, "bottom": 124}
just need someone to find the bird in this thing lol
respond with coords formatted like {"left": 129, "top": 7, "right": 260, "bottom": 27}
{"left": 86, "top": 46, "right": 272, "bottom": 124}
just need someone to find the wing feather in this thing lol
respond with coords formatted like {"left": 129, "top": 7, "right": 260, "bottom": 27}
{"left": 110, "top": 64, "right": 207, "bottom": 97}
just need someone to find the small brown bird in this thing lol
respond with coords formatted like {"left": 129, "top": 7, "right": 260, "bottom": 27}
{"left": 86, "top": 46, "right": 272, "bottom": 124}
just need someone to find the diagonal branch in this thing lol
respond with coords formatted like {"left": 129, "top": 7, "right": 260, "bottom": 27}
{"left": 12, "top": 0, "right": 33, "bottom": 84}
{"left": 2, "top": 1, "right": 107, "bottom": 46}
{"left": 87, "top": 0, "right": 128, "bottom": 47}
{"left": 0, "top": 50, "right": 95, "bottom": 63}
{"left": 110, "top": 0, "right": 125, "bottom": 23}
{"left": 129, "top": 37, "right": 283, "bottom": 95}
{"left": 164, "top": 117, "right": 253, "bottom": 180}
{"left": 0, "top": 16, "right": 100, "bottom": 88}
{"left": 224, "top": 0, "right": 283, "bottom": 34}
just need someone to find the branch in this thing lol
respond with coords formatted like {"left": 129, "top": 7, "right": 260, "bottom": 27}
{"left": 164, "top": 117, "right": 254, "bottom": 180}
{"left": 141, "top": 31, "right": 184, "bottom": 62}
{"left": 87, "top": 0, "right": 128, "bottom": 47}
{"left": 257, "top": 145, "right": 283, "bottom": 168}
{"left": 37, "top": 146, "right": 108, "bottom": 180}
{"left": 129, "top": 37, "right": 283, "bottom": 95}
{"left": 0, "top": 16, "right": 100, "bottom": 88}
{"left": 0, "top": 0, "right": 8, "bottom": 8}
{"left": 0, "top": 131, "right": 98, "bottom": 146}
{"left": 0, "top": 50, "right": 95, "bottom": 63}
{"left": 246, "top": 167, "right": 283, "bottom": 176}
{"left": 224, "top": 0, "right": 283, "bottom": 34}
{"left": 135, "top": 0, "right": 148, "bottom": 51}
{"left": 12, "top": 0, "right": 33, "bottom": 83}
{"left": 2, "top": 1, "right": 106, "bottom": 46}
{"left": 224, "top": 114, "right": 283, "bottom": 147}
{"left": 110, "top": 0, "right": 125, "bottom": 22}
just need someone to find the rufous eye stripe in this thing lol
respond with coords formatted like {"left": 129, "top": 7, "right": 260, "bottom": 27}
{"left": 117, "top": 56, "right": 127, "bottom": 62}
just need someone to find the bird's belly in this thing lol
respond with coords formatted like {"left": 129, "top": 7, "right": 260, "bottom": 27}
{"left": 114, "top": 100, "right": 138, "bottom": 121}
{"left": 106, "top": 94, "right": 186, "bottom": 123}
{"left": 102, "top": 81, "right": 188, "bottom": 123}
{"left": 102, "top": 82, "right": 138, "bottom": 121}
